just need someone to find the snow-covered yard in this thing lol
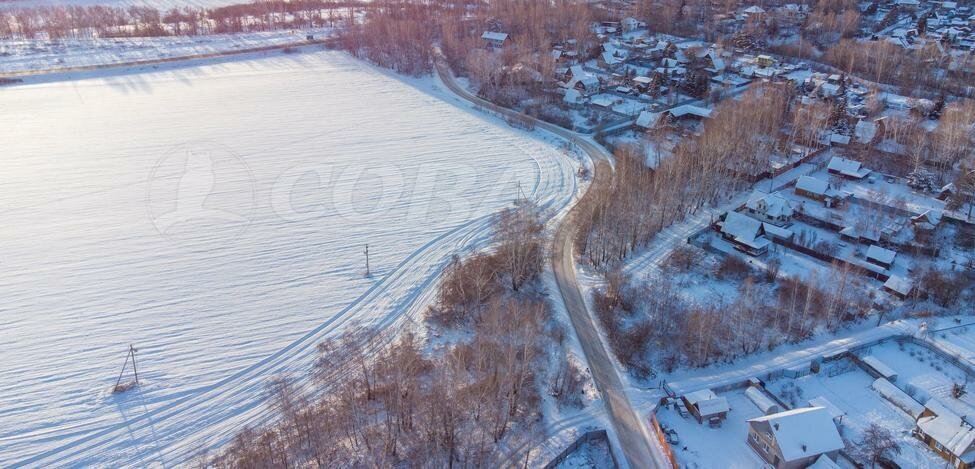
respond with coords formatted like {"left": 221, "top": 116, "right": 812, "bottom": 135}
{"left": 767, "top": 361, "right": 945, "bottom": 468}
{"left": 657, "top": 389, "right": 767, "bottom": 468}
{"left": 864, "top": 340, "right": 975, "bottom": 418}
{"left": 0, "top": 50, "right": 579, "bottom": 466}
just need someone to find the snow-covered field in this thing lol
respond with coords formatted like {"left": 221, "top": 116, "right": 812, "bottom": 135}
{"left": 0, "top": 29, "right": 331, "bottom": 75}
{"left": 0, "top": 50, "right": 579, "bottom": 466}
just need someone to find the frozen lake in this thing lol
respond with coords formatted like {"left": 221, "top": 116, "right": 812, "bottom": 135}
{"left": 0, "top": 50, "right": 578, "bottom": 466}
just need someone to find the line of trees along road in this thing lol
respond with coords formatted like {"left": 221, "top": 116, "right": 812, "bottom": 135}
{"left": 213, "top": 201, "right": 587, "bottom": 467}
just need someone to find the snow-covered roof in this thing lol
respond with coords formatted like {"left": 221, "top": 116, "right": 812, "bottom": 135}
{"left": 720, "top": 211, "right": 771, "bottom": 250}
{"left": 918, "top": 400, "right": 975, "bottom": 459}
{"left": 633, "top": 75, "right": 653, "bottom": 84}
{"left": 912, "top": 209, "right": 942, "bottom": 227}
{"left": 563, "top": 88, "right": 583, "bottom": 104}
{"left": 820, "top": 83, "right": 840, "bottom": 96}
{"left": 590, "top": 95, "right": 617, "bottom": 107}
{"left": 683, "top": 388, "right": 718, "bottom": 405}
{"left": 481, "top": 31, "right": 509, "bottom": 42}
{"left": 743, "top": 5, "right": 767, "bottom": 14}
{"left": 884, "top": 275, "right": 914, "bottom": 297}
{"left": 601, "top": 50, "right": 623, "bottom": 65}
{"left": 635, "top": 110, "right": 661, "bottom": 128}
{"left": 762, "top": 223, "right": 793, "bottom": 240}
{"left": 795, "top": 176, "right": 830, "bottom": 196}
{"left": 696, "top": 396, "right": 730, "bottom": 416}
{"left": 861, "top": 355, "right": 897, "bottom": 379}
{"left": 807, "top": 397, "right": 844, "bottom": 421}
{"left": 745, "top": 386, "right": 781, "bottom": 414}
{"left": 746, "top": 191, "right": 793, "bottom": 218}
{"left": 854, "top": 119, "right": 877, "bottom": 143}
{"left": 808, "top": 455, "right": 841, "bottom": 469}
{"left": 703, "top": 50, "right": 726, "bottom": 71}
{"left": 667, "top": 104, "right": 712, "bottom": 119}
{"left": 866, "top": 245, "right": 897, "bottom": 266}
{"left": 840, "top": 225, "right": 880, "bottom": 242}
{"left": 827, "top": 156, "right": 870, "bottom": 178}
{"left": 829, "top": 133, "right": 851, "bottom": 146}
{"left": 566, "top": 65, "right": 599, "bottom": 90}
{"left": 748, "top": 407, "right": 844, "bottom": 462}
{"left": 872, "top": 377, "right": 924, "bottom": 418}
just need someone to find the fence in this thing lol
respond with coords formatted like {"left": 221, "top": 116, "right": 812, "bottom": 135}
{"left": 542, "top": 429, "right": 620, "bottom": 469}
{"left": 647, "top": 413, "right": 681, "bottom": 469}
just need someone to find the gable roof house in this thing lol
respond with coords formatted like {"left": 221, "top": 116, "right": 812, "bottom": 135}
{"left": 915, "top": 400, "right": 975, "bottom": 469}
{"left": 697, "top": 48, "right": 726, "bottom": 74}
{"left": 745, "top": 191, "right": 794, "bottom": 225}
{"left": 564, "top": 65, "right": 600, "bottom": 94}
{"left": 635, "top": 110, "right": 663, "bottom": 130}
{"left": 743, "top": 5, "right": 768, "bottom": 18}
{"left": 563, "top": 88, "right": 584, "bottom": 107}
{"left": 794, "top": 176, "right": 846, "bottom": 206}
{"left": 598, "top": 49, "right": 625, "bottom": 70}
{"left": 865, "top": 244, "right": 897, "bottom": 270}
{"left": 481, "top": 31, "right": 509, "bottom": 50}
{"left": 718, "top": 211, "right": 772, "bottom": 255}
{"left": 747, "top": 407, "right": 844, "bottom": 469}
{"left": 827, "top": 156, "right": 871, "bottom": 179}
{"left": 621, "top": 17, "right": 647, "bottom": 32}
{"left": 854, "top": 118, "right": 884, "bottom": 145}
{"left": 681, "top": 389, "right": 730, "bottom": 426}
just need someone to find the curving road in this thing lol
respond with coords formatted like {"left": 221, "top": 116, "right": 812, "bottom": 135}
{"left": 433, "top": 52, "right": 668, "bottom": 469}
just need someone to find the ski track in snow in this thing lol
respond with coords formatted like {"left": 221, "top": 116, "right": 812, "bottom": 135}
{"left": 0, "top": 50, "right": 578, "bottom": 467}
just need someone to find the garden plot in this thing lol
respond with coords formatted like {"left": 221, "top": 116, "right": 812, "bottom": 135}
{"left": 767, "top": 361, "right": 944, "bottom": 468}
{"left": 864, "top": 341, "right": 975, "bottom": 419}
{"left": 657, "top": 389, "right": 767, "bottom": 468}
{"left": 931, "top": 325, "right": 975, "bottom": 365}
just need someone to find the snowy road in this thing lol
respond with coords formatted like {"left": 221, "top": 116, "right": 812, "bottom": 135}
{"left": 0, "top": 50, "right": 579, "bottom": 466}
{"left": 434, "top": 52, "right": 670, "bottom": 469}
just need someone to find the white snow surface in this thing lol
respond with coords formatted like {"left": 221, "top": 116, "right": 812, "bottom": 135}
{"left": 0, "top": 50, "right": 579, "bottom": 466}
{"left": 0, "top": 29, "right": 333, "bottom": 75}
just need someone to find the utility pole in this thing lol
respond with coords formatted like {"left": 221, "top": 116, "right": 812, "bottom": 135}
{"left": 113, "top": 344, "right": 139, "bottom": 392}
{"left": 364, "top": 244, "right": 371, "bottom": 278}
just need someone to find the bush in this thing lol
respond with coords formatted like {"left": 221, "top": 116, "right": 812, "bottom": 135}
{"left": 715, "top": 255, "right": 751, "bottom": 280}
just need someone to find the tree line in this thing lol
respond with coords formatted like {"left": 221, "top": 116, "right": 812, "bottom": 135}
{"left": 212, "top": 200, "right": 587, "bottom": 467}
{"left": 0, "top": 0, "right": 363, "bottom": 39}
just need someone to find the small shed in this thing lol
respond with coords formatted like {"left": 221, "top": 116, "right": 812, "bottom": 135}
{"left": 682, "top": 389, "right": 730, "bottom": 425}
{"left": 866, "top": 245, "right": 897, "bottom": 270}
{"left": 827, "top": 156, "right": 871, "bottom": 179}
{"left": 884, "top": 275, "right": 914, "bottom": 299}
{"left": 861, "top": 355, "right": 898, "bottom": 381}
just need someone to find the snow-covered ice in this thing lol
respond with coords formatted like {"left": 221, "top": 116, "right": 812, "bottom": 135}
{"left": 0, "top": 50, "right": 579, "bottom": 466}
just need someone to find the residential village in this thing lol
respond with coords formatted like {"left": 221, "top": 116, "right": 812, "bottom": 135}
{"left": 5, "top": 0, "right": 971, "bottom": 466}
{"left": 656, "top": 323, "right": 975, "bottom": 469}
{"left": 476, "top": 12, "right": 973, "bottom": 308}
